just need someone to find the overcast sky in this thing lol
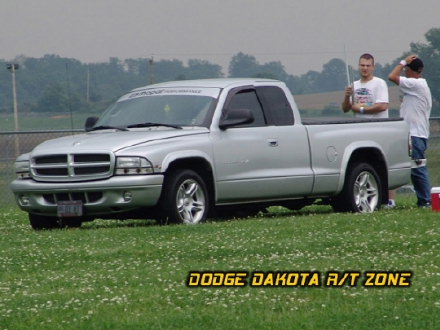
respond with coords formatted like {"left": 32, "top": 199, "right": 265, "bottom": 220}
{"left": 1, "top": 0, "right": 439, "bottom": 75}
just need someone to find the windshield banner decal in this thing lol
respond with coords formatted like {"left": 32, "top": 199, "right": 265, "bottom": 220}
{"left": 120, "top": 88, "right": 220, "bottom": 101}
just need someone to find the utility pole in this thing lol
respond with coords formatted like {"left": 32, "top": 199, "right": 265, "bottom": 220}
{"left": 86, "top": 64, "right": 90, "bottom": 103}
{"left": 6, "top": 63, "right": 20, "bottom": 156}
{"left": 149, "top": 56, "right": 155, "bottom": 85}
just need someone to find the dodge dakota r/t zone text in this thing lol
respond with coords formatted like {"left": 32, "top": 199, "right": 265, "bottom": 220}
{"left": 10, "top": 78, "right": 411, "bottom": 229}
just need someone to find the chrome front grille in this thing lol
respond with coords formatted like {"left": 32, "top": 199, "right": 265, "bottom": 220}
{"left": 31, "top": 153, "right": 114, "bottom": 182}
{"left": 43, "top": 191, "right": 103, "bottom": 205}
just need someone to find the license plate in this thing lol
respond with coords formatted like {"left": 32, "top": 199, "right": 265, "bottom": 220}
{"left": 57, "top": 200, "right": 83, "bottom": 217}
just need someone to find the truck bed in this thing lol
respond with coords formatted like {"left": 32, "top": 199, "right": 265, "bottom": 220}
{"left": 302, "top": 117, "right": 404, "bottom": 125}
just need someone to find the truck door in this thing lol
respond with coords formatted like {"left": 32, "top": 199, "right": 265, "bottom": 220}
{"left": 212, "top": 86, "right": 313, "bottom": 203}
{"left": 256, "top": 86, "right": 314, "bottom": 196}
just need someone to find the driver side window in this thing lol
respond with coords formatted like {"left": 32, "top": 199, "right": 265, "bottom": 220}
{"left": 227, "top": 90, "right": 266, "bottom": 127}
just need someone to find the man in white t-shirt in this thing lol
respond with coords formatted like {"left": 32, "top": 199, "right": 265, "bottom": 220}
{"left": 389, "top": 55, "right": 432, "bottom": 207}
{"left": 341, "top": 53, "right": 396, "bottom": 207}
{"left": 342, "top": 53, "right": 389, "bottom": 118}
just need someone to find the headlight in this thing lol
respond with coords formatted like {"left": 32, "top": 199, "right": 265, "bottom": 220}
{"left": 15, "top": 159, "right": 31, "bottom": 179}
{"left": 115, "top": 157, "right": 154, "bottom": 175}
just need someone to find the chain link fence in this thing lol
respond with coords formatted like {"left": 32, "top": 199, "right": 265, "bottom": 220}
{"left": 1, "top": 121, "right": 439, "bottom": 207}
{"left": 0, "top": 130, "right": 83, "bottom": 206}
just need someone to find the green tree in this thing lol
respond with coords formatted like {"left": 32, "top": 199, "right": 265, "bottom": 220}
{"left": 284, "top": 75, "right": 304, "bottom": 95}
{"left": 34, "top": 84, "right": 68, "bottom": 112}
{"left": 154, "top": 59, "right": 186, "bottom": 82}
{"left": 228, "top": 52, "right": 259, "bottom": 77}
{"left": 229, "top": 53, "right": 290, "bottom": 80}
{"left": 186, "top": 59, "right": 223, "bottom": 79}
{"left": 298, "top": 70, "right": 320, "bottom": 94}
{"left": 259, "top": 61, "right": 288, "bottom": 80}
{"left": 316, "top": 58, "right": 347, "bottom": 92}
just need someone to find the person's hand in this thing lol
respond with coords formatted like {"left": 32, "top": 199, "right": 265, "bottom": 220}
{"left": 344, "top": 86, "right": 353, "bottom": 97}
{"left": 405, "top": 55, "right": 417, "bottom": 64}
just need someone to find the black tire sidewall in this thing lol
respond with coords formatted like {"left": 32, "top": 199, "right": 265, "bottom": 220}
{"left": 29, "top": 214, "right": 60, "bottom": 230}
{"left": 161, "top": 169, "right": 209, "bottom": 224}
{"left": 332, "top": 162, "right": 382, "bottom": 213}
{"left": 345, "top": 163, "right": 381, "bottom": 212}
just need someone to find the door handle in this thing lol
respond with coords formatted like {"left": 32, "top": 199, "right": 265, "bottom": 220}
{"left": 268, "top": 139, "right": 279, "bottom": 147}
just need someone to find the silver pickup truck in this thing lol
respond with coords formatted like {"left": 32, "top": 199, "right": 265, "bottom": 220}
{"left": 10, "top": 78, "right": 411, "bottom": 229}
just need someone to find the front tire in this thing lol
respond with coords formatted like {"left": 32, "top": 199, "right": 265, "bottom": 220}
{"left": 160, "top": 169, "right": 209, "bottom": 224}
{"left": 29, "top": 214, "right": 60, "bottom": 230}
{"left": 59, "top": 218, "right": 82, "bottom": 228}
{"left": 332, "top": 162, "right": 381, "bottom": 213}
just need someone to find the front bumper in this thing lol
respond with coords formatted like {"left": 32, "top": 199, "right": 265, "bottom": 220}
{"left": 10, "top": 175, "right": 164, "bottom": 217}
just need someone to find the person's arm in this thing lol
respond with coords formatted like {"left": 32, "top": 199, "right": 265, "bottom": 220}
{"left": 389, "top": 55, "right": 417, "bottom": 85}
{"left": 351, "top": 102, "right": 388, "bottom": 114}
{"left": 341, "top": 86, "right": 353, "bottom": 112}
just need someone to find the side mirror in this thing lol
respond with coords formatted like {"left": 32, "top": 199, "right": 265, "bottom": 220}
{"left": 85, "top": 116, "right": 99, "bottom": 132}
{"left": 219, "top": 109, "right": 254, "bottom": 130}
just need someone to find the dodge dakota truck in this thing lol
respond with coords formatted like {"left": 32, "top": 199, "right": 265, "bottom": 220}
{"left": 10, "top": 78, "right": 411, "bottom": 229}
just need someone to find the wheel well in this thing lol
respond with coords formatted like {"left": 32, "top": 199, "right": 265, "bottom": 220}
{"left": 347, "top": 148, "right": 388, "bottom": 204}
{"left": 164, "top": 157, "right": 216, "bottom": 206}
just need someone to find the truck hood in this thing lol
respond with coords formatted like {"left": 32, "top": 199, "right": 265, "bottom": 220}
{"left": 31, "top": 128, "right": 209, "bottom": 154}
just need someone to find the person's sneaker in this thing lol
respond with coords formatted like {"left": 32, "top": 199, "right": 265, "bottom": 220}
{"left": 385, "top": 199, "right": 396, "bottom": 209}
{"left": 418, "top": 201, "right": 431, "bottom": 208}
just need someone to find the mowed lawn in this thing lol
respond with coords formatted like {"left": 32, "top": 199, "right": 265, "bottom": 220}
{"left": 0, "top": 196, "right": 439, "bottom": 330}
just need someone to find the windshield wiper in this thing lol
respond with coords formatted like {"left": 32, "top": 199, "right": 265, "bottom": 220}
{"left": 91, "top": 125, "right": 128, "bottom": 132}
{"left": 126, "top": 122, "right": 183, "bottom": 129}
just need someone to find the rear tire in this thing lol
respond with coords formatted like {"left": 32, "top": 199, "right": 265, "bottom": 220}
{"left": 332, "top": 162, "right": 381, "bottom": 213}
{"left": 160, "top": 169, "right": 209, "bottom": 224}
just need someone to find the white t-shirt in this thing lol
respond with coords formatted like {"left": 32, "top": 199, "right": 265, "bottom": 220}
{"left": 399, "top": 77, "right": 432, "bottom": 138}
{"left": 352, "top": 77, "right": 389, "bottom": 119}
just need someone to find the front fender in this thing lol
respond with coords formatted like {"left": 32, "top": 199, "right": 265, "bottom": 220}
{"left": 161, "top": 150, "right": 215, "bottom": 174}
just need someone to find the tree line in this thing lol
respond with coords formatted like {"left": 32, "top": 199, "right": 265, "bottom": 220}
{"left": 0, "top": 27, "right": 438, "bottom": 116}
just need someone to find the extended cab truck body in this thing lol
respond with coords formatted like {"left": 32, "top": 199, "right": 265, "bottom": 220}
{"left": 10, "top": 79, "right": 411, "bottom": 229}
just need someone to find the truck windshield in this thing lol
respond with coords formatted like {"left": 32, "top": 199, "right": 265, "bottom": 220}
{"left": 95, "top": 87, "right": 220, "bottom": 128}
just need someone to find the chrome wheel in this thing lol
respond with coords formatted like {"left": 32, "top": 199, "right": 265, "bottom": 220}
{"left": 176, "top": 178, "right": 206, "bottom": 224}
{"left": 331, "top": 162, "right": 382, "bottom": 213}
{"left": 354, "top": 170, "right": 379, "bottom": 213}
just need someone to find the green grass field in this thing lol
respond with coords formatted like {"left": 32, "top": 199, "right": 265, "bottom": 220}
{"left": 0, "top": 113, "right": 92, "bottom": 131}
{"left": 1, "top": 195, "right": 439, "bottom": 330}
